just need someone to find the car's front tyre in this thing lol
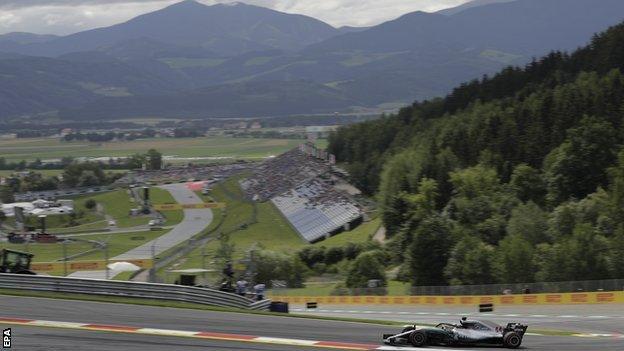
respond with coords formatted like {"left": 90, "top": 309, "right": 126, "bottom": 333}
{"left": 409, "top": 330, "right": 428, "bottom": 347}
{"left": 503, "top": 332, "right": 522, "bottom": 349}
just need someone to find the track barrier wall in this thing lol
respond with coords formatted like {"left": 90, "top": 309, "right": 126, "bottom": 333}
{"left": 270, "top": 291, "right": 624, "bottom": 305}
{"left": 0, "top": 273, "right": 268, "bottom": 310}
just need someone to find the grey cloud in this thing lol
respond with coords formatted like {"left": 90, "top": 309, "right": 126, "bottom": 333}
{"left": 0, "top": 0, "right": 169, "bottom": 9}
{"left": 0, "top": 0, "right": 471, "bottom": 35}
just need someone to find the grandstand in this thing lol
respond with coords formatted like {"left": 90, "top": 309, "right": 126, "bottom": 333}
{"left": 240, "top": 148, "right": 330, "bottom": 202}
{"left": 241, "top": 145, "right": 363, "bottom": 243}
{"left": 271, "top": 180, "right": 362, "bottom": 242}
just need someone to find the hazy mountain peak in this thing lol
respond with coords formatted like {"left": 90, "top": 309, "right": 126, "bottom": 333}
{"left": 171, "top": 0, "right": 205, "bottom": 7}
{"left": 390, "top": 10, "right": 444, "bottom": 24}
{"left": 153, "top": 0, "right": 208, "bottom": 14}
{"left": 438, "top": 0, "right": 517, "bottom": 16}
{"left": 220, "top": 1, "right": 246, "bottom": 6}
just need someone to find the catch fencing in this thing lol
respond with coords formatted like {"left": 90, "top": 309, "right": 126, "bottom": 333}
{"left": 407, "top": 279, "right": 624, "bottom": 296}
{"left": 0, "top": 273, "right": 269, "bottom": 310}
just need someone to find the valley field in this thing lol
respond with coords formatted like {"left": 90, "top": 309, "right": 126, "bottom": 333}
{"left": 0, "top": 136, "right": 303, "bottom": 163}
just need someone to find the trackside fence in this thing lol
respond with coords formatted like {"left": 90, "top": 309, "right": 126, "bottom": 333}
{"left": 0, "top": 273, "right": 269, "bottom": 310}
{"left": 408, "top": 279, "right": 624, "bottom": 296}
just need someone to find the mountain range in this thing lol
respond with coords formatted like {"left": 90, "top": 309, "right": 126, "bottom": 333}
{"left": 3, "top": 1, "right": 337, "bottom": 57}
{"left": 1, "top": 0, "right": 624, "bottom": 120}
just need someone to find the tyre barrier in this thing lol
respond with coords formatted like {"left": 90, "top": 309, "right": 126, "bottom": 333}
{"left": 269, "top": 301, "right": 290, "bottom": 313}
{"left": 479, "top": 303, "right": 494, "bottom": 312}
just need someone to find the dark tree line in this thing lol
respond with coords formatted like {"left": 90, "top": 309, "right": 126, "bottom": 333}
{"left": 0, "top": 149, "right": 163, "bottom": 200}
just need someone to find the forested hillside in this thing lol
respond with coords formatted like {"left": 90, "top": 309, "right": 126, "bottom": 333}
{"left": 328, "top": 22, "right": 624, "bottom": 284}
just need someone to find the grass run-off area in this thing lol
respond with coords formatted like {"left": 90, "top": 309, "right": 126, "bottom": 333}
{"left": 150, "top": 187, "right": 183, "bottom": 225}
{"left": 0, "top": 136, "right": 303, "bottom": 162}
{"left": 88, "top": 189, "right": 146, "bottom": 228}
{"left": 0, "top": 229, "right": 166, "bottom": 263}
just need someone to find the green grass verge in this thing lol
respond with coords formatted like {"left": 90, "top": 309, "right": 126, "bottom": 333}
{"left": 51, "top": 220, "right": 109, "bottom": 233}
{"left": 79, "top": 229, "right": 167, "bottom": 259}
{"left": 274, "top": 280, "right": 411, "bottom": 297}
{"left": 0, "top": 240, "right": 95, "bottom": 262}
{"left": 215, "top": 177, "right": 305, "bottom": 254}
{"left": 88, "top": 189, "right": 148, "bottom": 228}
{"left": 112, "top": 271, "right": 136, "bottom": 281}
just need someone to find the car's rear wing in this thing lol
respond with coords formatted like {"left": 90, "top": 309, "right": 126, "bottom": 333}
{"left": 505, "top": 323, "right": 528, "bottom": 336}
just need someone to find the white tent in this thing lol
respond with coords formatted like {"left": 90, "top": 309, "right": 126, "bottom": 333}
{"left": 107, "top": 261, "right": 141, "bottom": 272}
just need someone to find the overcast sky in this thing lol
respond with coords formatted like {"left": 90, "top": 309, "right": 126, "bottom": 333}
{"left": 0, "top": 0, "right": 471, "bottom": 35}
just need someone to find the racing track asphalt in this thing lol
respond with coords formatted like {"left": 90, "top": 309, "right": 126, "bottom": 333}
{"left": 287, "top": 304, "right": 624, "bottom": 334}
{"left": 112, "top": 183, "right": 213, "bottom": 260}
{"left": 0, "top": 295, "right": 621, "bottom": 351}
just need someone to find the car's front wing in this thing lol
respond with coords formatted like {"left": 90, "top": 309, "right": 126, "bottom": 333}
{"left": 382, "top": 330, "right": 413, "bottom": 345}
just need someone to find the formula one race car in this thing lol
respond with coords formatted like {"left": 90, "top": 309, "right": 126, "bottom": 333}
{"left": 383, "top": 317, "right": 527, "bottom": 348}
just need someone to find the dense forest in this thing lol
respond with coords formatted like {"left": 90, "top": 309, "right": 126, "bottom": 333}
{"left": 328, "top": 22, "right": 624, "bottom": 285}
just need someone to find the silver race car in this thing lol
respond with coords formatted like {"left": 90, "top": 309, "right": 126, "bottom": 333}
{"left": 383, "top": 317, "right": 527, "bottom": 348}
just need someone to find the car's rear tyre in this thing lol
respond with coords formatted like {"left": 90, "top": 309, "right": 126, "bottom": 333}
{"left": 503, "top": 332, "right": 522, "bottom": 349}
{"left": 409, "top": 330, "right": 427, "bottom": 347}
